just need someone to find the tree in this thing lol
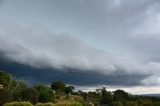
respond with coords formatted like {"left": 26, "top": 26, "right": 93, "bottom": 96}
{"left": 113, "top": 89, "right": 129, "bottom": 102}
{"left": 35, "top": 85, "right": 54, "bottom": 103}
{"left": 13, "top": 87, "right": 38, "bottom": 104}
{"left": 87, "top": 91, "right": 101, "bottom": 106}
{"left": 9, "top": 80, "right": 27, "bottom": 94}
{"left": 65, "top": 86, "right": 74, "bottom": 98}
{"left": 0, "top": 88, "right": 13, "bottom": 105}
{"left": 100, "top": 87, "right": 113, "bottom": 105}
{"left": 51, "top": 81, "right": 65, "bottom": 93}
{"left": 125, "top": 101, "right": 137, "bottom": 106}
{"left": 0, "top": 70, "right": 11, "bottom": 87}
{"left": 82, "top": 92, "right": 88, "bottom": 102}
{"left": 26, "top": 88, "right": 38, "bottom": 104}
{"left": 65, "top": 86, "right": 74, "bottom": 94}
{"left": 112, "top": 101, "right": 124, "bottom": 106}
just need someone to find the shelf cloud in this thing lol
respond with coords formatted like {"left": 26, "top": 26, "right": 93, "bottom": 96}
{"left": 0, "top": 0, "right": 160, "bottom": 91}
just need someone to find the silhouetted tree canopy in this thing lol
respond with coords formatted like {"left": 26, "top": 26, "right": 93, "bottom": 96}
{"left": 113, "top": 89, "right": 129, "bottom": 102}
{"left": 51, "top": 81, "right": 65, "bottom": 93}
{"left": 35, "top": 85, "right": 54, "bottom": 103}
{"left": 100, "top": 87, "right": 113, "bottom": 105}
{"left": 0, "top": 70, "right": 11, "bottom": 87}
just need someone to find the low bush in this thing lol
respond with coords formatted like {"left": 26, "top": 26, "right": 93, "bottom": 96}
{"left": 0, "top": 89, "right": 13, "bottom": 106}
{"left": 35, "top": 103, "right": 54, "bottom": 106}
{"left": 54, "top": 102, "right": 82, "bottom": 106}
{"left": 3, "top": 102, "right": 33, "bottom": 106}
{"left": 69, "top": 102, "right": 82, "bottom": 106}
{"left": 35, "top": 102, "right": 82, "bottom": 106}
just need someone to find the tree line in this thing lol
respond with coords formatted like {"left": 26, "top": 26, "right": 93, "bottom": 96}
{"left": 1, "top": 70, "right": 160, "bottom": 106}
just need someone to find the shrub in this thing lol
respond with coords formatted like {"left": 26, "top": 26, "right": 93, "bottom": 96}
{"left": 35, "top": 85, "right": 54, "bottom": 103}
{"left": 54, "top": 102, "right": 82, "bottom": 106}
{"left": 36, "top": 102, "right": 82, "bottom": 106}
{"left": 84, "top": 102, "right": 94, "bottom": 106}
{"left": 112, "top": 101, "right": 123, "bottom": 106}
{"left": 16, "top": 88, "right": 38, "bottom": 104}
{"left": 69, "top": 102, "right": 82, "bottom": 106}
{"left": 0, "top": 89, "right": 13, "bottom": 106}
{"left": 35, "top": 103, "right": 54, "bottom": 106}
{"left": 3, "top": 102, "right": 33, "bottom": 106}
{"left": 125, "top": 101, "right": 137, "bottom": 106}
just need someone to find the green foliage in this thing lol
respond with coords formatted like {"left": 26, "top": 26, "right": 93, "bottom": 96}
{"left": 112, "top": 101, "right": 123, "bottom": 106}
{"left": 0, "top": 89, "right": 13, "bottom": 106}
{"left": 69, "top": 102, "right": 82, "bottom": 106}
{"left": 12, "top": 81, "right": 28, "bottom": 100}
{"left": 113, "top": 89, "right": 129, "bottom": 102}
{"left": 100, "top": 87, "right": 113, "bottom": 104}
{"left": 51, "top": 81, "right": 65, "bottom": 93}
{"left": 54, "top": 102, "right": 82, "bottom": 106}
{"left": 81, "top": 92, "right": 88, "bottom": 102}
{"left": 0, "top": 70, "right": 11, "bottom": 87}
{"left": 65, "top": 86, "right": 74, "bottom": 94}
{"left": 3, "top": 102, "right": 82, "bottom": 106}
{"left": 87, "top": 91, "right": 101, "bottom": 106}
{"left": 13, "top": 87, "right": 38, "bottom": 104}
{"left": 26, "top": 88, "right": 38, "bottom": 104}
{"left": 35, "top": 85, "right": 54, "bottom": 103}
{"left": 84, "top": 102, "right": 94, "bottom": 106}
{"left": 35, "top": 102, "right": 82, "bottom": 106}
{"left": 65, "top": 86, "right": 74, "bottom": 99}
{"left": 10, "top": 80, "right": 27, "bottom": 93}
{"left": 35, "top": 102, "right": 54, "bottom": 106}
{"left": 3, "top": 102, "right": 33, "bottom": 106}
{"left": 125, "top": 101, "right": 138, "bottom": 106}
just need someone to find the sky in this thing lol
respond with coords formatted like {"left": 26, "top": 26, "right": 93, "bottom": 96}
{"left": 0, "top": 0, "right": 160, "bottom": 94}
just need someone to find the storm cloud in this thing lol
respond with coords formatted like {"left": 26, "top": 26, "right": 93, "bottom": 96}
{"left": 0, "top": 0, "right": 160, "bottom": 90}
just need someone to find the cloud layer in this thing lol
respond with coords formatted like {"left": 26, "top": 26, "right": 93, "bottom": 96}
{"left": 0, "top": 24, "right": 155, "bottom": 86}
{"left": 0, "top": 0, "right": 160, "bottom": 87}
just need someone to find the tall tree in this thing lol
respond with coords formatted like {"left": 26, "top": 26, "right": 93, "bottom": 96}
{"left": 0, "top": 88, "right": 13, "bottom": 106}
{"left": 35, "top": 85, "right": 54, "bottom": 103}
{"left": 100, "top": 87, "right": 113, "bottom": 105}
{"left": 113, "top": 89, "right": 129, "bottom": 102}
{"left": 65, "top": 86, "right": 74, "bottom": 94}
{"left": 0, "top": 70, "right": 11, "bottom": 87}
{"left": 51, "top": 81, "right": 65, "bottom": 93}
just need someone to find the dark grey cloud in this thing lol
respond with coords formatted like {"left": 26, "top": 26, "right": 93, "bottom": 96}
{"left": 0, "top": 59, "right": 149, "bottom": 86}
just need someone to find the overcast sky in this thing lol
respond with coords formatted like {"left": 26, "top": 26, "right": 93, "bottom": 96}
{"left": 0, "top": 0, "right": 160, "bottom": 94}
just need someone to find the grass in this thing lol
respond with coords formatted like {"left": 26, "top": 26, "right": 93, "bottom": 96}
{"left": 3, "top": 101, "right": 82, "bottom": 106}
{"left": 3, "top": 102, "right": 33, "bottom": 106}
{"left": 3, "top": 95, "right": 84, "bottom": 106}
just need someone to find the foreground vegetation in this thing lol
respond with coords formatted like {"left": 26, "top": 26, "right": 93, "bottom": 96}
{"left": 1, "top": 70, "right": 160, "bottom": 106}
{"left": 3, "top": 101, "right": 82, "bottom": 106}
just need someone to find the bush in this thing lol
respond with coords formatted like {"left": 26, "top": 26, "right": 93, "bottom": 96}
{"left": 54, "top": 102, "right": 82, "bottom": 106}
{"left": 69, "top": 102, "right": 82, "bottom": 106}
{"left": 12, "top": 88, "right": 38, "bottom": 104}
{"left": 84, "top": 102, "right": 94, "bottom": 106}
{"left": 35, "top": 102, "right": 82, "bottom": 106}
{"left": 112, "top": 101, "right": 123, "bottom": 106}
{"left": 153, "top": 102, "right": 160, "bottom": 106}
{"left": 3, "top": 102, "right": 33, "bottom": 106}
{"left": 0, "top": 89, "right": 13, "bottom": 106}
{"left": 35, "top": 85, "right": 54, "bottom": 103}
{"left": 35, "top": 103, "right": 54, "bottom": 106}
{"left": 125, "top": 101, "right": 137, "bottom": 106}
